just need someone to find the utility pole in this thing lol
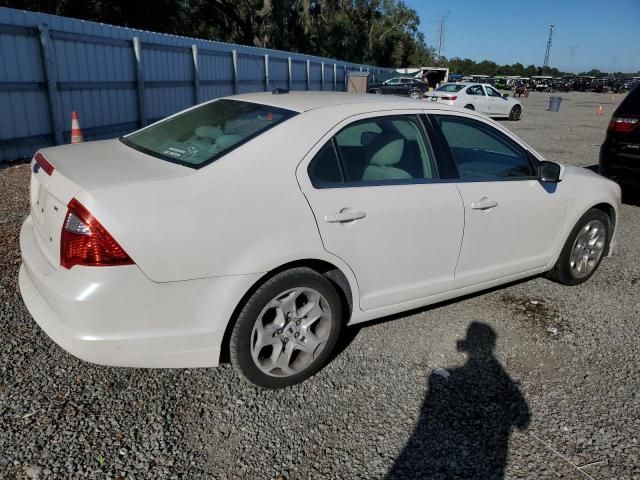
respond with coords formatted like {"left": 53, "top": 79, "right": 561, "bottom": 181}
{"left": 543, "top": 24, "right": 555, "bottom": 72}
{"left": 436, "top": 11, "right": 450, "bottom": 58}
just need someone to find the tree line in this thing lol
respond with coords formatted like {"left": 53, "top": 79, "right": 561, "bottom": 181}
{"left": 4, "top": 0, "right": 636, "bottom": 77}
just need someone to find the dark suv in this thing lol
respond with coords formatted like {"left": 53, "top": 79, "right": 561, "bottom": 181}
{"left": 367, "top": 77, "right": 428, "bottom": 99}
{"left": 600, "top": 83, "right": 640, "bottom": 189}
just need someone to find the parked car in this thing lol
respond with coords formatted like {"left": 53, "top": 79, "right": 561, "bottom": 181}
{"left": 20, "top": 92, "right": 620, "bottom": 388}
{"left": 600, "top": 82, "right": 640, "bottom": 189}
{"left": 367, "top": 77, "right": 428, "bottom": 99}
{"left": 429, "top": 83, "right": 523, "bottom": 120}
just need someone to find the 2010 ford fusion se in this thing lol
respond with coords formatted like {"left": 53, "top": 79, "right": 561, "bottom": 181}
{"left": 19, "top": 92, "right": 621, "bottom": 388}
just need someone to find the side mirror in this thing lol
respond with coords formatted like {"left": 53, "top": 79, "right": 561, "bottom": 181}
{"left": 538, "top": 161, "right": 562, "bottom": 183}
{"left": 502, "top": 93, "right": 509, "bottom": 98}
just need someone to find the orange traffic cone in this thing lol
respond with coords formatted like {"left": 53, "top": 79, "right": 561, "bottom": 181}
{"left": 596, "top": 105, "right": 604, "bottom": 115}
{"left": 71, "top": 111, "right": 84, "bottom": 144}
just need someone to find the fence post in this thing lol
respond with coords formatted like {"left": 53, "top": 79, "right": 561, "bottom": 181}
{"left": 264, "top": 54, "right": 270, "bottom": 91}
{"left": 333, "top": 63, "right": 337, "bottom": 91}
{"left": 232, "top": 49, "right": 239, "bottom": 94}
{"left": 306, "top": 59, "right": 311, "bottom": 91}
{"left": 191, "top": 45, "right": 200, "bottom": 105}
{"left": 37, "top": 23, "right": 63, "bottom": 146}
{"left": 344, "top": 65, "right": 348, "bottom": 92}
{"left": 132, "top": 37, "right": 146, "bottom": 127}
{"left": 321, "top": 62, "right": 325, "bottom": 90}
{"left": 287, "top": 57, "right": 293, "bottom": 91}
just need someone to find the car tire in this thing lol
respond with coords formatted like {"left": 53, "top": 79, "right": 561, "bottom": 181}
{"left": 230, "top": 267, "right": 343, "bottom": 388}
{"left": 509, "top": 105, "right": 522, "bottom": 121}
{"left": 370, "top": 88, "right": 382, "bottom": 94}
{"left": 408, "top": 90, "right": 422, "bottom": 99}
{"left": 546, "top": 209, "right": 611, "bottom": 286}
{"left": 464, "top": 104, "right": 475, "bottom": 110}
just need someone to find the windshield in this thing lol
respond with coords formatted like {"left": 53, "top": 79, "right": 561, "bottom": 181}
{"left": 121, "top": 99, "right": 297, "bottom": 168}
{"left": 436, "top": 84, "right": 465, "bottom": 92}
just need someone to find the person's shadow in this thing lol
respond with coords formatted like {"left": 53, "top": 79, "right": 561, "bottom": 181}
{"left": 387, "top": 322, "right": 530, "bottom": 480}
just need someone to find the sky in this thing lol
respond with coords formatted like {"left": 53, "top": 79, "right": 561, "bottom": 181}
{"left": 405, "top": 0, "right": 640, "bottom": 73}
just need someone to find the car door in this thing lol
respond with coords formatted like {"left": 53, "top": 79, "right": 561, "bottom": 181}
{"left": 485, "top": 85, "right": 509, "bottom": 115}
{"left": 465, "top": 85, "right": 490, "bottom": 114}
{"left": 427, "top": 113, "right": 566, "bottom": 289}
{"left": 384, "top": 78, "right": 400, "bottom": 95}
{"left": 298, "top": 113, "right": 464, "bottom": 311}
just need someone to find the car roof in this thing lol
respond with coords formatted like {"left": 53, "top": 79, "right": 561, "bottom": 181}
{"left": 227, "top": 91, "right": 465, "bottom": 114}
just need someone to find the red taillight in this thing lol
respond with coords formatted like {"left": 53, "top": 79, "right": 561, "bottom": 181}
{"left": 608, "top": 116, "right": 639, "bottom": 133}
{"left": 34, "top": 152, "right": 55, "bottom": 176}
{"left": 441, "top": 95, "right": 458, "bottom": 101}
{"left": 60, "top": 199, "right": 134, "bottom": 269}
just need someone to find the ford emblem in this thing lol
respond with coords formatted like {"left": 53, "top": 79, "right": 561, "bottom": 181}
{"left": 33, "top": 162, "right": 41, "bottom": 174}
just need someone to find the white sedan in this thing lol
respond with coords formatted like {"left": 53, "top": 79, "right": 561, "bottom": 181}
{"left": 428, "top": 83, "right": 523, "bottom": 120}
{"left": 20, "top": 92, "right": 620, "bottom": 388}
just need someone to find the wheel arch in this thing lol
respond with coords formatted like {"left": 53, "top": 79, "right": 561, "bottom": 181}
{"left": 591, "top": 202, "right": 616, "bottom": 254}
{"left": 218, "top": 259, "right": 354, "bottom": 363}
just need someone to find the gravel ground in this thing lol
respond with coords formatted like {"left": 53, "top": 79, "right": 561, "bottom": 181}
{"left": 1, "top": 91, "right": 639, "bottom": 479}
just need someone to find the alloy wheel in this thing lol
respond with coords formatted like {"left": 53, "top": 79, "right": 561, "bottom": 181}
{"left": 250, "top": 287, "right": 333, "bottom": 377}
{"left": 569, "top": 220, "right": 606, "bottom": 278}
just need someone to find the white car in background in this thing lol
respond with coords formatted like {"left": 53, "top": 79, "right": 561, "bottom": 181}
{"left": 429, "top": 83, "right": 523, "bottom": 120}
{"left": 20, "top": 92, "right": 619, "bottom": 389}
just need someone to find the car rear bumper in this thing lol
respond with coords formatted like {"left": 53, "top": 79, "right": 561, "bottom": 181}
{"left": 600, "top": 141, "right": 640, "bottom": 186}
{"left": 19, "top": 215, "right": 260, "bottom": 368}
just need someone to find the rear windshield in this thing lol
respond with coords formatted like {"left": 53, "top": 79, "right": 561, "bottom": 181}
{"left": 436, "top": 84, "right": 465, "bottom": 92}
{"left": 121, "top": 99, "right": 297, "bottom": 168}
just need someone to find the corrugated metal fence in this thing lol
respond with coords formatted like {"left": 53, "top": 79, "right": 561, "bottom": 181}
{"left": 0, "top": 7, "right": 393, "bottom": 162}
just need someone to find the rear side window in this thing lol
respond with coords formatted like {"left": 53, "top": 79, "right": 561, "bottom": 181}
{"left": 121, "top": 99, "right": 297, "bottom": 168}
{"left": 308, "top": 142, "right": 343, "bottom": 184}
{"left": 433, "top": 115, "right": 535, "bottom": 180}
{"left": 309, "top": 116, "right": 437, "bottom": 187}
{"left": 466, "top": 85, "right": 485, "bottom": 96}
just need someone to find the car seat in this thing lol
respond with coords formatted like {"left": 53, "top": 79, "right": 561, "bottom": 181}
{"left": 362, "top": 137, "right": 412, "bottom": 181}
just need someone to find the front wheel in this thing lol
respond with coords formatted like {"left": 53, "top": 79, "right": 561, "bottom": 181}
{"left": 546, "top": 209, "right": 611, "bottom": 286}
{"left": 408, "top": 90, "right": 422, "bottom": 99}
{"left": 370, "top": 88, "right": 382, "bottom": 95}
{"left": 509, "top": 105, "right": 522, "bottom": 121}
{"left": 230, "top": 267, "right": 343, "bottom": 388}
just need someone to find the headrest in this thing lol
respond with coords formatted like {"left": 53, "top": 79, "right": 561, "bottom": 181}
{"left": 195, "top": 126, "right": 224, "bottom": 140}
{"left": 369, "top": 139, "right": 404, "bottom": 167}
{"left": 215, "top": 134, "right": 243, "bottom": 150}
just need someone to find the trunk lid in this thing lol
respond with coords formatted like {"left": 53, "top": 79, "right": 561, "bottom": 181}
{"left": 28, "top": 139, "right": 192, "bottom": 268}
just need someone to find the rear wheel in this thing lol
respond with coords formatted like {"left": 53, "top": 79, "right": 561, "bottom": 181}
{"left": 509, "top": 105, "right": 522, "bottom": 121}
{"left": 370, "top": 88, "right": 382, "bottom": 94}
{"left": 464, "top": 104, "right": 475, "bottom": 110}
{"left": 230, "top": 268, "right": 342, "bottom": 388}
{"left": 408, "top": 90, "right": 422, "bottom": 99}
{"left": 546, "top": 209, "right": 610, "bottom": 286}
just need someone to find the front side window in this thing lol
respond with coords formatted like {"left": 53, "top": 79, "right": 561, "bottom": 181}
{"left": 432, "top": 115, "right": 535, "bottom": 180}
{"left": 486, "top": 86, "right": 503, "bottom": 97}
{"left": 122, "top": 99, "right": 296, "bottom": 168}
{"left": 308, "top": 116, "right": 437, "bottom": 186}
